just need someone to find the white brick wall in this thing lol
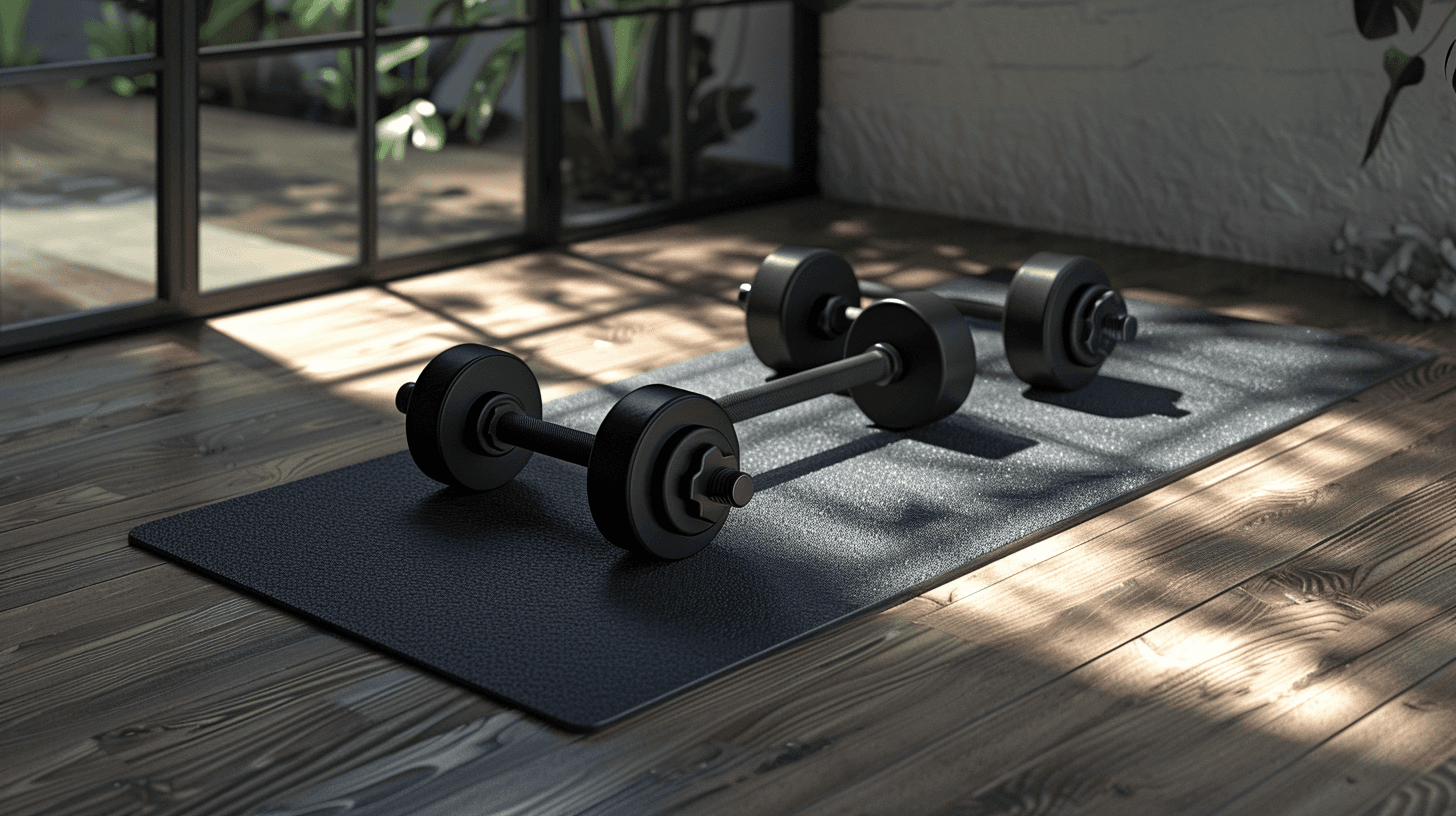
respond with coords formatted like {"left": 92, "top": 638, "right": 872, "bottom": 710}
{"left": 820, "top": 0, "right": 1456, "bottom": 274}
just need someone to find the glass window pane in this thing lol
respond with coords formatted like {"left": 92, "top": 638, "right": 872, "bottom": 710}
{"left": 1, "top": 76, "right": 156, "bottom": 328}
{"left": 11, "top": 1, "right": 157, "bottom": 66}
{"left": 561, "top": 0, "right": 669, "bottom": 17}
{"left": 689, "top": 1, "right": 793, "bottom": 200}
{"left": 380, "top": 0, "right": 525, "bottom": 30}
{"left": 376, "top": 29, "right": 526, "bottom": 258}
{"left": 199, "top": 50, "right": 359, "bottom": 292}
{"left": 201, "top": 0, "right": 358, "bottom": 49}
{"left": 563, "top": 13, "right": 673, "bottom": 228}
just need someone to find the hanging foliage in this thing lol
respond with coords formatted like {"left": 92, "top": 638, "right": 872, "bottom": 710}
{"left": 1353, "top": 0, "right": 1456, "bottom": 165}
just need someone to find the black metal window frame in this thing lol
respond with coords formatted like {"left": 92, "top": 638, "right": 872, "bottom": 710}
{"left": 0, "top": 0, "right": 819, "bottom": 358}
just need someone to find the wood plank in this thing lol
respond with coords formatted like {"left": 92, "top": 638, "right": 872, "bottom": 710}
{"left": 0, "top": 566, "right": 507, "bottom": 816}
{"left": 1212, "top": 657, "right": 1456, "bottom": 816}
{"left": 208, "top": 251, "right": 746, "bottom": 413}
{"left": 765, "top": 442, "right": 1456, "bottom": 814}
{"left": 0, "top": 334, "right": 210, "bottom": 407}
{"left": 1361, "top": 757, "right": 1456, "bottom": 816}
{"left": 0, "top": 388, "right": 394, "bottom": 539}
{"left": 0, "top": 416, "right": 402, "bottom": 611}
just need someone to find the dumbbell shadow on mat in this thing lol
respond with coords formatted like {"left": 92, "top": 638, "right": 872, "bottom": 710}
{"left": 739, "top": 246, "right": 1137, "bottom": 392}
{"left": 396, "top": 291, "right": 976, "bottom": 561}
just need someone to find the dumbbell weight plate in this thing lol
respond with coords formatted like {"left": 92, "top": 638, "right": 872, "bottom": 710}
{"left": 745, "top": 246, "right": 862, "bottom": 372}
{"left": 843, "top": 291, "right": 977, "bottom": 430}
{"left": 1003, "top": 253, "right": 1113, "bottom": 392}
{"left": 588, "top": 385, "right": 741, "bottom": 560}
{"left": 404, "top": 344, "right": 542, "bottom": 491}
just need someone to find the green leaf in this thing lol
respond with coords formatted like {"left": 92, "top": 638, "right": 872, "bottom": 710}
{"left": 1395, "top": 0, "right": 1422, "bottom": 29}
{"left": 411, "top": 49, "right": 430, "bottom": 93}
{"left": 377, "top": 36, "right": 429, "bottom": 72}
{"left": 376, "top": 103, "right": 413, "bottom": 160}
{"left": 0, "top": 0, "right": 37, "bottom": 66}
{"left": 82, "top": 3, "right": 155, "bottom": 71}
{"left": 291, "top": 0, "right": 352, "bottom": 30}
{"left": 199, "top": 0, "right": 259, "bottom": 43}
{"left": 1354, "top": 0, "right": 1422, "bottom": 40}
{"left": 375, "top": 0, "right": 397, "bottom": 26}
{"left": 308, "top": 48, "right": 356, "bottom": 111}
{"left": 450, "top": 29, "right": 523, "bottom": 142}
{"left": 611, "top": 16, "right": 650, "bottom": 128}
{"left": 109, "top": 75, "right": 137, "bottom": 97}
{"left": 412, "top": 110, "right": 446, "bottom": 151}
{"left": 378, "top": 73, "right": 406, "bottom": 95}
{"left": 1363, "top": 48, "right": 1426, "bottom": 165}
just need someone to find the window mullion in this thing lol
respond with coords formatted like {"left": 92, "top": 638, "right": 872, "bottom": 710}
{"left": 157, "top": 0, "right": 200, "bottom": 313}
{"left": 525, "top": 0, "right": 564, "bottom": 247}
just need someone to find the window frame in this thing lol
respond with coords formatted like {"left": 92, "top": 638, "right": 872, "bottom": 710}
{"left": 0, "top": 0, "right": 818, "bottom": 358}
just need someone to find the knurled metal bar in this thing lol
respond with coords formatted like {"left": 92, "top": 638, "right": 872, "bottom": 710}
{"left": 718, "top": 347, "right": 894, "bottom": 423}
{"left": 859, "top": 280, "right": 1005, "bottom": 322}
{"left": 496, "top": 412, "right": 594, "bottom": 467}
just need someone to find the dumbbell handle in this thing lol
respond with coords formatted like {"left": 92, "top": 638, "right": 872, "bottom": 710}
{"left": 738, "top": 280, "right": 1005, "bottom": 324}
{"left": 395, "top": 382, "right": 600, "bottom": 470}
{"left": 495, "top": 413, "right": 593, "bottom": 468}
{"left": 491, "top": 408, "right": 752, "bottom": 509}
{"left": 719, "top": 343, "right": 900, "bottom": 423}
{"left": 859, "top": 281, "right": 1003, "bottom": 322}
{"left": 482, "top": 343, "right": 899, "bottom": 446}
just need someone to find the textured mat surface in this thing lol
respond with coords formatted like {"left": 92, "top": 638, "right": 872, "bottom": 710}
{"left": 131, "top": 296, "right": 1434, "bottom": 730}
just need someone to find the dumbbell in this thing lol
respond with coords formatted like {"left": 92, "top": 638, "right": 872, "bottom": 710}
{"left": 738, "top": 246, "right": 1137, "bottom": 392}
{"left": 395, "top": 290, "right": 975, "bottom": 560}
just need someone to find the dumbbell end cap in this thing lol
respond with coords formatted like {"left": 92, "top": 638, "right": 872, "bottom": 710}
{"left": 395, "top": 382, "right": 415, "bottom": 414}
{"left": 1107, "top": 313, "right": 1137, "bottom": 342}
{"left": 708, "top": 468, "right": 755, "bottom": 508}
{"left": 737, "top": 282, "right": 752, "bottom": 309}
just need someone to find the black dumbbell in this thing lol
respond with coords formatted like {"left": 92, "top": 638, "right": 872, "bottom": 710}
{"left": 395, "top": 290, "right": 975, "bottom": 560}
{"left": 738, "top": 246, "right": 1137, "bottom": 392}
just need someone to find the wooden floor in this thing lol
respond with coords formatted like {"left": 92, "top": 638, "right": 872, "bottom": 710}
{"left": 6, "top": 197, "right": 1456, "bottom": 815}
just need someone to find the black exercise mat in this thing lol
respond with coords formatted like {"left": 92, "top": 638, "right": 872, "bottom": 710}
{"left": 130, "top": 296, "right": 1434, "bottom": 730}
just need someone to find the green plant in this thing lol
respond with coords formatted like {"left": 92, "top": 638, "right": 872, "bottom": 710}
{"left": 304, "top": 0, "right": 525, "bottom": 161}
{"left": 1354, "top": 0, "right": 1456, "bottom": 165}
{"left": 83, "top": 2, "right": 156, "bottom": 96}
{"left": 0, "top": 0, "right": 40, "bottom": 67}
{"left": 560, "top": 1, "right": 745, "bottom": 202}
